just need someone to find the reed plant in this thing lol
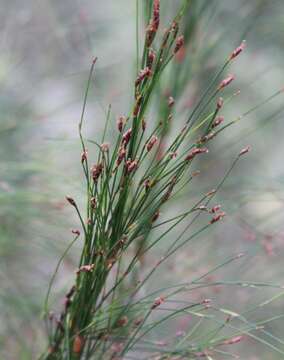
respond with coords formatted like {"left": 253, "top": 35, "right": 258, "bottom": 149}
{"left": 40, "top": 1, "right": 284, "bottom": 359}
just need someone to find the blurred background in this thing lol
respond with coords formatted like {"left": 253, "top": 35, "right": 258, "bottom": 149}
{"left": 1, "top": 0, "right": 284, "bottom": 358}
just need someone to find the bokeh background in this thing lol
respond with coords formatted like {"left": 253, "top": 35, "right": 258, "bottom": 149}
{"left": 1, "top": 0, "right": 284, "bottom": 358}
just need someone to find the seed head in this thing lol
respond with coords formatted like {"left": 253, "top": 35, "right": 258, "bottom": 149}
{"left": 91, "top": 163, "right": 103, "bottom": 182}
{"left": 151, "top": 296, "right": 165, "bottom": 309}
{"left": 117, "top": 116, "right": 126, "bottom": 132}
{"left": 151, "top": 210, "right": 160, "bottom": 223}
{"left": 210, "top": 211, "right": 226, "bottom": 224}
{"left": 122, "top": 128, "right": 132, "bottom": 146}
{"left": 66, "top": 196, "right": 76, "bottom": 207}
{"left": 71, "top": 229, "right": 80, "bottom": 236}
{"left": 76, "top": 264, "right": 95, "bottom": 274}
{"left": 229, "top": 41, "right": 246, "bottom": 61}
{"left": 210, "top": 205, "right": 221, "bottom": 213}
{"left": 185, "top": 147, "right": 209, "bottom": 161}
{"left": 174, "top": 35, "right": 184, "bottom": 54}
{"left": 135, "top": 67, "right": 152, "bottom": 87}
{"left": 147, "top": 135, "right": 158, "bottom": 152}
{"left": 90, "top": 197, "right": 96, "bottom": 209}
{"left": 222, "top": 335, "right": 243, "bottom": 345}
{"left": 81, "top": 150, "right": 88, "bottom": 164}
{"left": 73, "top": 335, "right": 85, "bottom": 354}
{"left": 212, "top": 116, "right": 224, "bottom": 128}
{"left": 168, "top": 96, "right": 175, "bottom": 107}
{"left": 217, "top": 97, "right": 224, "bottom": 110}
{"left": 100, "top": 143, "right": 109, "bottom": 152}
{"left": 117, "top": 146, "right": 126, "bottom": 166}
{"left": 218, "top": 74, "right": 235, "bottom": 90}
{"left": 147, "top": 49, "right": 156, "bottom": 69}
{"left": 116, "top": 316, "right": 128, "bottom": 327}
{"left": 239, "top": 145, "right": 251, "bottom": 156}
{"left": 125, "top": 159, "right": 138, "bottom": 174}
{"left": 142, "top": 118, "right": 146, "bottom": 131}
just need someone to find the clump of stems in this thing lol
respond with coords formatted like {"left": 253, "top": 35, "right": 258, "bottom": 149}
{"left": 40, "top": 1, "right": 284, "bottom": 359}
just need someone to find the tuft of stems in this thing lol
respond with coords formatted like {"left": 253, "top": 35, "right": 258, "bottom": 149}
{"left": 40, "top": 1, "right": 284, "bottom": 360}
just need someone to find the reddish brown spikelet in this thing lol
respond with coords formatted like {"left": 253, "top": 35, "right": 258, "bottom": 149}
{"left": 153, "top": 0, "right": 160, "bottom": 30}
{"left": 122, "top": 128, "right": 132, "bottom": 146}
{"left": 133, "top": 95, "right": 143, "bottom": 116}
{"left": 91, "top": 163, "right": 103, "bottom": 182}
{"left": 126, "top": 159, "right": 138, "bottom": 174}
{"left": 101, "top": 143, "right": 109, "bottom": 152}
{"left": 171, "top": 21, "right": 179, "bottom": 39}
{"left": 210, "top": 204, "right": 221, "bottom": 213}
{"left": 223, "top": 335, "right": 243, "bottom": 345}
{"left": 212, "top": 115, "right": 224, "bottom": 128}
{"left": 174, "top": 35, "right": 184, "bottom": 54}
{"left": 90, "top": 197, "right": 96, "bottom": 209}
{"left": 117, "top": 146, "right": 126, "bottom": 166}
{"left": 117, "top": 116, "right": 126, "bottom": 132}
{"left": 76, "top": 264, "right": 95, "bottom": 274}
{"left": 151, "top": 210, "right": 160, "bottom": 223}
{"left": 151, "top": 296, "right": 165, "bottom": 309}
{"left": 71, "top": 229, "right": 80, "bottom": 236}
{"left": 229, "top": 41, "right": 246, "bottom": 60}
{"left": 210, "top": 211, "right": 226, "bottom": 224}
{"left": 217, "top": 97, "right": 224, "bottom": 109}
{"left": 147, "top": 135, "right": 158, "bottom": 152}
{"left": 142, "top": 118, "right": 146, "bottom": 131}
{"left": 134, "top": 318, "right": 143, "bottom": 327}
{"left": 146, "top": 0, "right": 160, "bottom": 47}
{"left": 206, "top": 189, "right": 216, "bottom": 197}
{"left": 66, "top": 196, "right": 76, "bottom": 207}
{"left": 147, "top": 49, "right": 156, "bottom": 69}
{"left": 185, "top": 147, "right": 209, "bottom": 161}
{"left": 116, "top": 316, "right": 128, "bottom": 327}
{"left": 73, "top": 335, "right": 85, "bottom": 354}
{"left": 135, "top": 67, "right": 152, "bottom": 87}
{"left": 169, "top": 151, "right": 177, "bottom": 159}
{"left": 81, "top": 150, "right": 88, "bottom": 164}
{"left": 168, "top": 96, "right": 175, "bottom": 107}
{"left": 239, "top": 145, "right": 251, "bottom": 156}
{"left": 218, "top": 74, "right": 235, "bottom": 90}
